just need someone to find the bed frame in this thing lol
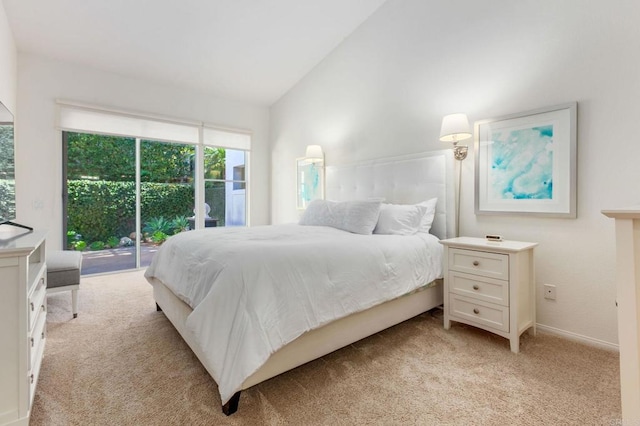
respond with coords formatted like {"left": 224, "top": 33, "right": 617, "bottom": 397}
{"left": 149, "top": 150, "right": 456, "bottom": 415}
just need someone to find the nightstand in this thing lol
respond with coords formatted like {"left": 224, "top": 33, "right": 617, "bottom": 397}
{"left": 440, "top": 237, "right": 538, "bottom": 353}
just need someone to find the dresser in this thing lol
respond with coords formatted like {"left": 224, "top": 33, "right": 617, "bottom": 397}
{"left": 602, "top": 207, "right": 640, "bottom": 422}
{"left": 0, "top": 230, "right": 47, "bottom": 426}
{"left": 440, "top": 237, "right": 537, "bottom": 353}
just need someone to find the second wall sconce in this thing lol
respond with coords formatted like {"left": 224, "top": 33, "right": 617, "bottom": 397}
{"left": 439, "top": 113, "right": 472, "bottom": 161}
{"left": 305, "top": 144, "right": 324, "bottom": 162}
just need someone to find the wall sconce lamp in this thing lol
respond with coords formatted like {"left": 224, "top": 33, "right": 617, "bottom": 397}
{"left": 439, "top": 113, "right": 472, "bottom": 161}
{"left": 305, "top": 144, "right": 324, "bottom": 163}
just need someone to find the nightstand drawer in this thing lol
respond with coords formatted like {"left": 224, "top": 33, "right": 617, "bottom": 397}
{"left": 449, "top": 248, "right": 508, "bottom": 280}
{"left": 449, "top": 271, "right": 509, "bottom": 306}
{"left": 449, "top": 294, "right": 509, "bottom": 333}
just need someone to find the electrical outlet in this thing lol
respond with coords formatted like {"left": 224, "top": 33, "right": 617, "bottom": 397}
{"left": 544, "top": 284, "right": 556, "bottom": 300}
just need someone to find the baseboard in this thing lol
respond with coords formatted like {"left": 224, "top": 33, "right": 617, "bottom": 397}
{"left": 536, "top": 323, "right": 619, "bottom": 352}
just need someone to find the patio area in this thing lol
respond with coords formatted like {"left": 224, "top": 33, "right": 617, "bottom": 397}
{"left": 80, "top": 244, "right": 159, "bottom": 275}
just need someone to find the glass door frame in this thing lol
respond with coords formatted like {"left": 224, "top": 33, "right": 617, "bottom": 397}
{"left": 62, "top": 131, "right": 69, "bottom": 246}
{"left": 135, "top": 138, "right": 141, "bottom": 269}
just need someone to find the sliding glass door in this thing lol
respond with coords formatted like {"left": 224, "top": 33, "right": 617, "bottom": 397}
{"left": 203, "top": 147, "right": 247, "bottom": 227}
{"left": 139, "top": 139, "right": 195, "bottom": 265}
{"left": 63, "top": 132, "right": 138, "bottom": 274}
{"left": 63, "top": 127, "right": 248, "bottom": 275}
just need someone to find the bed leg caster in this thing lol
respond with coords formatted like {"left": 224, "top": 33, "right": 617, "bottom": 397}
{"left": 156, "top": 303, "right": 162, "bottom": 312}
{"left": 222, "top": 391, "right": 241, "bottom": 416}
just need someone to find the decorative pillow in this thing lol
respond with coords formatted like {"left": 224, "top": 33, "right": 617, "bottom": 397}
{"left": 417, "top": 198, "right": 438, "bottom": 233}
{"left": 373, "top": 203, "right": 427, "bottom": 235}
{"left": 299, "top": 199, "right": 382, "bottom": 235}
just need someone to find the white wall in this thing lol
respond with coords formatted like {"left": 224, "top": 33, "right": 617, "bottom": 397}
{"left": 271, "top": 0, "right": 640, "bottom": 346}
{"left": 16, "top": 53, "right": 270, "bottom": 250}
{"left": 0, "top": 2, "right": 16, "bottom": 115}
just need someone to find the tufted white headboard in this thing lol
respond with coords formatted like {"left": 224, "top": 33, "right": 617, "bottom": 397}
{"left": 325, "top": 150, "right": 456, "bottom": 240}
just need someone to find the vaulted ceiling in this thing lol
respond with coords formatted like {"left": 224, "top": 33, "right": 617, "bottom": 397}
{"left": 3, "top": 0, "right": 387, "bottom": 106}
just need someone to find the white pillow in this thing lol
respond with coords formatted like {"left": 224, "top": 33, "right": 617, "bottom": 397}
{"left": 299, "top": 199, "right": 382, "bottom": 235}
{"left": 373, "top": 203, "right": 427, "bottom": 235}
{"left": 417, "top": 198, "right": 438, "bottom": 233}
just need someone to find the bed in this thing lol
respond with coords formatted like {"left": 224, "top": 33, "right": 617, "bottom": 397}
{"left": 145, "top": 150, "right": 456, "bottom": 415}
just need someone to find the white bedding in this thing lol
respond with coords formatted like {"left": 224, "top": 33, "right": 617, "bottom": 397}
{"left": 144, "top": 223, "right": 443, "bottom": 404}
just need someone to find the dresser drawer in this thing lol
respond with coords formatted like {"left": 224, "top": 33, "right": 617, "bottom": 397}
{"left": 28, "top": 337, "right": 45, "bottom": 408}
{"left": 449, "top": 248, "right": 509, "bottom": 280}
{"left": 449, "top": 271, "right": 509, "bottom": 306}
{"left": 29, "top": 308, "right": 47, "bottom": 371}
{"left": 28, "top": 263, "right": 46, "bottom": 295}
{"left": 449, "top": 294, "right": 509, "bottom": 333}
{"left": 28, "top": 276, "right": 47, "bottom": 332}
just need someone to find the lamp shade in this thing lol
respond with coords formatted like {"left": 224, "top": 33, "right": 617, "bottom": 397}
{"left": 439, "top": 113, "right": 472, "bottom": 142}
{"left": 305, "top": 144, "right": 323, "bottom": 159}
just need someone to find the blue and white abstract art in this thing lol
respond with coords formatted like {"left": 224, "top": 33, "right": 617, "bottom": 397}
{"left": 489, "top": 125, "right": 554, "bottom": 201}
{"left": 475, "top": 103, "right": 577, "bottom": 217}
{"left": 297, "top": 159, "right": 324, "bottom": 209}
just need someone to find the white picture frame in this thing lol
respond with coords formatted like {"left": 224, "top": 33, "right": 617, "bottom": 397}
{"left": 474, "top": 103, "right": 577, "bottom": 218}
{"left": 296, "top": 157, "right": 324, "bottom": 210}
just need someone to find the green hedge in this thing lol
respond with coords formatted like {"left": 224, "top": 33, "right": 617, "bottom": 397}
{"left": 67, "top": 180, "right": 196, "bottom": 242}
{"left": 0, "top": 180, "right": 15, "bottom": 220}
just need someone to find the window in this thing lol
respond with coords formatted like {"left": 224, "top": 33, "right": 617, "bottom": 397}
{"left": 203, "top": 148, "right": 247, "bottom": 227}
{"left": 233, "top": 165, "right": 245, "bottom": 190}
{"left": 58, "top": 101, "right": 251, "bottom": 273}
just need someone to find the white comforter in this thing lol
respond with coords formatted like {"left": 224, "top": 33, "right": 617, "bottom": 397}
{"left": 144, "top": 224, "right": 442, "bottom": 404}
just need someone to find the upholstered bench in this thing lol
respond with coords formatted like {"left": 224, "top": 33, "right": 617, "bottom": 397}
{"left": 47, "top": 250, "right": 82, "bottom": 318}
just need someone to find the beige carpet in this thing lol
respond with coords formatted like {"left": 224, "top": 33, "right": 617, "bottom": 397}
{"left": 31, "top": 270, "right": 621, "bottom": 425}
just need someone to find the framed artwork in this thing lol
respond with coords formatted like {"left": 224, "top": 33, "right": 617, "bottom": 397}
{"left": 296, "top": 157, "right": 324, "bottom": 209}
{"left": 474, "top": 103, "right": 577, "bottom": 218}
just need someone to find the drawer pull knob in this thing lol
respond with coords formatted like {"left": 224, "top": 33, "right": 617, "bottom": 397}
{"left": 41, "top": 304, "right": 46, "bottom": 312}
{"left": 473, "top": 308, "right": 480, "bottom": 314}
{"left": 473, "top": 285, "right": 480, "bottom": 290}
{"left": 30, "top": 337, "right": 34, "bottom": 347}
{"left": 30, "top": 374, "right": 34, "bottom": 384}
{"left": 30, "top": 302, "right": 34, "bottom": 311}
{"left": 472, "top": 261, "right": 480, "bottom": 266}
{"left": 42, "top": 331, "right": 45, "bottom": 339}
